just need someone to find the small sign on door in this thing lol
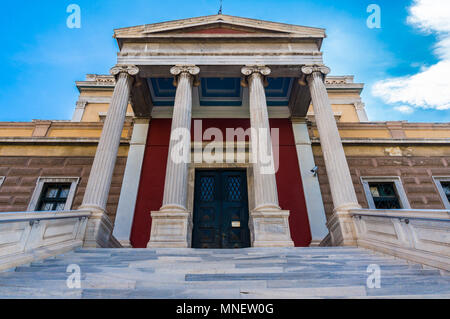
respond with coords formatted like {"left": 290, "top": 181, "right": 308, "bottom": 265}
{"left": 232, "top": 221, "right": 241, "bottom": 228}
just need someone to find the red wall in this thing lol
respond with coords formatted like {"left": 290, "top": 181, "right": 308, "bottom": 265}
{"left": 130, "top": 118, "right": 311, "bottom": 247}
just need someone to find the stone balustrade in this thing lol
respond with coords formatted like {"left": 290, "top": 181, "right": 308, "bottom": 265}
{"left": 350, "top": 208, "right": 450, "bottom": 271}
{"left": 0, "top": 210, "right": 91, "bottom": 271}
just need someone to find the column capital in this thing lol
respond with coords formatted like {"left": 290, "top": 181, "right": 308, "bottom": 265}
{"left": 354, "top": 101, "right": 366, "bottom": 110}
{"left": 170, "top": 65, "right": 200, "bottom": 87}
{"left": 110, "top": 65, "right": 140, "bottom": 79}
{"left": 299, "top": 65, "right": 331, "bottom": 85}
{"left": 241, "top": 65, "right": 271, "bottom": 87}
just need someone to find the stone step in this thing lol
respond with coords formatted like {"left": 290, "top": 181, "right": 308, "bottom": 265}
{"left": 185, "top": 269, "right": 441, "bottom": 282}
{"left": 1, "top": 247, "right": 447, "bottom": 299}
{"left": 0, "top": 287, "right": 82, "bottom": 299}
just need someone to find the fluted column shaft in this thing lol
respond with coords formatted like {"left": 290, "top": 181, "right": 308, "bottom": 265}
{"left": 304, "top": 66, "right": 359, "bottom": 210}
{"left": 242, "top": 66, "right": 280, "bottom": 211}
{"left": 82, "top": 65, "right": 138, "bottom": 211}
{"left": 161, "top": 65, "right": 200, "bottom": 211}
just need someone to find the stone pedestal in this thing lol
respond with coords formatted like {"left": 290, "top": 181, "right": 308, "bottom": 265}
{"left": 147, "top": 65, "right": 200, "bottom": 248}
{"left": 302, "top": 65, "right": 360, "bottom": 246}
{"left": 149, "top": 210, "right": 192, "bottom": 248}
{"left": 250, "top": 209, "right": 294, "bottom": 247}
{"left": 242, "top": 65, "right": 294, "bottom": 248}
{"left": 80, "top": 64, "right": 139, "bottom": 248}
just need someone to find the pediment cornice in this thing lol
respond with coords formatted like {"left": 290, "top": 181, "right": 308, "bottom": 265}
{"left": 114, "top": 14, "right": 326, "bottom": 45}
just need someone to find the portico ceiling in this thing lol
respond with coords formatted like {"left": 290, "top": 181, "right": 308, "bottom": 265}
{"left": 147, "top": 77, "right": 294, "bottom": 107}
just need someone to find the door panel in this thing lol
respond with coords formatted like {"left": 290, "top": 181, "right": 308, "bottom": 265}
{"left": 193, "top": 170, "right": 250, "bottom": 249}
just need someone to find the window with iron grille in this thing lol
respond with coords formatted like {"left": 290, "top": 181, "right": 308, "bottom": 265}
{"left": 368, "top": 182, "right": 402, "bottom": 209}
{"left": 37, "top": 183, "right": 72, "bottom": 212}
{"left": 441, "top": 182, "right": 450, "bottom": 202}
{"left": 432, "top": 177, "right": 450, "bottom": 209}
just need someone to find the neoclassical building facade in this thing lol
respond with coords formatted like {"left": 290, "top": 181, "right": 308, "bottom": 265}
{"left": 0, "top": 15, "right": 449, "bottom": 255}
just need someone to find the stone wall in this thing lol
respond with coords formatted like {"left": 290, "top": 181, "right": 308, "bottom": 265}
{"left": 313, "top": 153, "right": 449, "bottom": 220}
{"left": 0, "top": 156, "right": 127, "bottom": 223}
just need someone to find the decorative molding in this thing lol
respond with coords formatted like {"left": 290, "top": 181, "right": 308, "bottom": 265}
{"left": 360, "top": 176, "right": 411, "bottom": 210}
{"left": 354, "top": 101, "right": 365, "bottom": 111}
{"left": 110, "top": 65, "right": 140, "bottom": 78}
{"left": 0, "top": 137, "right": 130, "bottom": 145}
{"left": 310, "top": 137, "right": 450, "bottom": 145}
{"left": 72, "top": 101, "right": 88, "bottom": 122}
{"left": 151, "top": 106, "right": 291, "bottom": 119}
{"left": 27, "top": 177, "right": 80, "bottom": 212}
{"left": 98, "top": 112, "right": 134, "bottom": 122}
{"left": 170, "top": 65, "right": 200, "bottom": 87}
{"left": 241, "top": 65, "right": 271, "bottom": 76}
{"left": 354, "top": 101, "right": 369, "bottom": 122}
{"left": 241, "top": 65, "right": 271, "bottom": 87}
{"left": 299, "top": 64, "right": 331, "bottom": 85}
{"left": 32, "top": 121, "right": 52, "bottom": 137}
{"left": 85, "top": 74, "right": 116, "bottom": 84}
{"left": 117, "top": 55, "right": 324, "bottom": 67}
{"left": 114, "top": 14, "right": 326, "bottom": 41}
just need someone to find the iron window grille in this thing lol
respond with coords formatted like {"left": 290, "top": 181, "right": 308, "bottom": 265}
{"left": 37, "top": 183, "right": 72, "bottom": 212}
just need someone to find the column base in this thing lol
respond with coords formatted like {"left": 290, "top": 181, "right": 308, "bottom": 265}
{"left": 118, "top": 240, "right": 132, "bottom": 248}
{"left": 310, "top": 238, "right": 325, "bottom": 247}
{"left": 147, "top": 209, "right": 192, "bottom": 248}
{"left": 79, "top": 206, "right": 122, "bottom": 248}
{"left": 327, "top": 204, "right": 360, "bottom": 246}
{"left": 250, "top": 208, "right": 294, "bottom": 248}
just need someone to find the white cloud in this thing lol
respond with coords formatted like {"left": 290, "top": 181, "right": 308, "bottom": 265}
{"left": 372, "top": 0, "right": 450, "bottom": 111}
{"left": 394, "top": 105, "right": 415, "bottom": 114}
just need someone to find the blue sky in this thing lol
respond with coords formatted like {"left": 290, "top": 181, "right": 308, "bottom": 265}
{"left": 0, "top": 0, "right": 449, "bottom": 122}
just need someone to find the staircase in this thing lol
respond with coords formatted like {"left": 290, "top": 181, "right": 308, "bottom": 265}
{"left": 0, "top": 247, "right": 449, "bottom": 299}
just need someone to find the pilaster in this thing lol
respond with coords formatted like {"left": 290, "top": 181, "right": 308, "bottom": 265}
{"left": 291, "top": 118, "right": 329, "bottom": 246}
{"left": 112, "top": 118, "right": 150, "bottom": 247}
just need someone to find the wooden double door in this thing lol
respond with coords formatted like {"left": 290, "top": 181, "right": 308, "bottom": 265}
{"left": 192, "top": 170, "right": 251, "bottom": 249}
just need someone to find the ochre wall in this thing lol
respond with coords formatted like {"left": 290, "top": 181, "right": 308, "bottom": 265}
{"left": 130, "top": 118, "right": 311, "bottom": 248}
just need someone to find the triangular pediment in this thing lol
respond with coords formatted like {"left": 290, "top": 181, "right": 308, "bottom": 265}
{"left": 114, "top": 14, "right": 326, "bottom": 41}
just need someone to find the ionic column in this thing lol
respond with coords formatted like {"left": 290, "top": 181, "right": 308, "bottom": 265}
{"left": 147, "top": 65, "right": 200, "bottom": 248}
{"left": 302, "top": 65, "right": 360, "bottom": 246}
{"left": 241, "top": 65, "right": 294, "bottom": 247}
{"left": 80, "top": 64, "right": 139, "bottom": 248}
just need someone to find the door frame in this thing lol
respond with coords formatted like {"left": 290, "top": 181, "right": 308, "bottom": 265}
{"left": 187, "top": 163, "right": 255, "bottom": 247}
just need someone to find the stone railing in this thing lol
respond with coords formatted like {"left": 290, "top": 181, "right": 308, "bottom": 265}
{"left": 350, "top": 208, "right": 450, "bottom": 271}
{"left": 0, "top": 210, "right": 91, "bottom": 271}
